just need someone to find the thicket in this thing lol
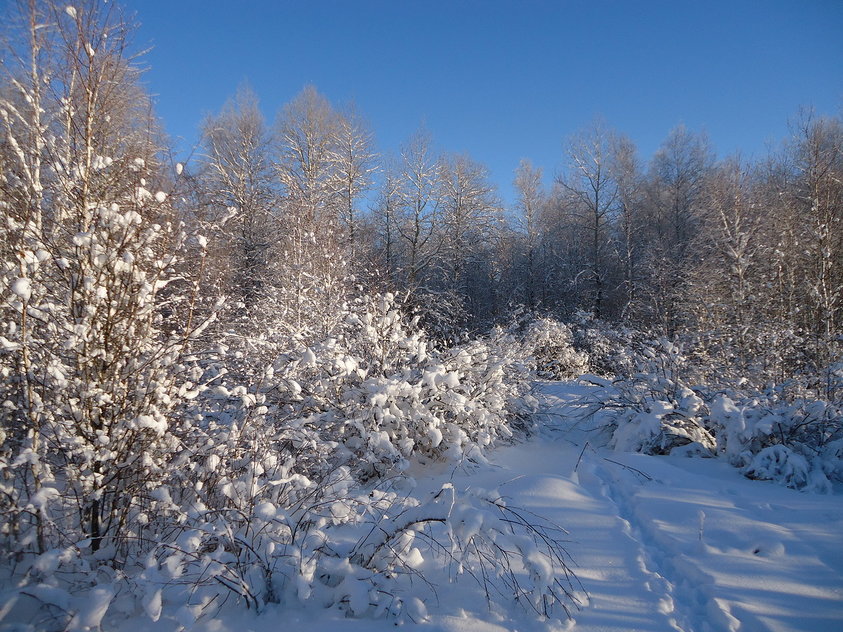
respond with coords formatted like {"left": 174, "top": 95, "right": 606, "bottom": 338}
{"left": 569, "top": 318, "right": 842, "bottom": 492}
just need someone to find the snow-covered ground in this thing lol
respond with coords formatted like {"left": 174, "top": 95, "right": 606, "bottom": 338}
{"left": 141, "top": 381, "right": 840, "bottom": 632}
{"left": 8, "top": 382, "right": 842, "bottom": 632}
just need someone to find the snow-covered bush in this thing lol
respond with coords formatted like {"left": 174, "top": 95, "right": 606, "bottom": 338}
{"left": 346, "top": 482, "right": 581, "bottom": 620}
{"left": 568, "top": 311, "right": 645, "bottom": 378}
{"left": 53, "top": 477, "right": 581, "bottom": 628}
{"left": 9, "top": 290, "right": 552, "bottom": 628}
{"left": 523, "top": 318, "right": 589, "bottom": 380}
{"left": 253, "top": 293, "right": 538, "bottom": 480}
{"left": 578, "top": 335, "right": 842, "bottom": 491}
{"left": 0, "top": 183, "right": 207, "bottom": 558}
{"left": 577, "top": 340, "right": 716, "bottom": 456}
{"left": 710, "top": 392, "right": 842, "bottom": 492}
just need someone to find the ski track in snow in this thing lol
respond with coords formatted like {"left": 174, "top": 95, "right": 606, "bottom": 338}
{"left": 533, "top": 382, "right": 843, "bottom": 632}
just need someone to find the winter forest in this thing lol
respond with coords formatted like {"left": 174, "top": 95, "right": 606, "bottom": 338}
{"left": 1, "top": 1, "right": 842, "bottom": 631}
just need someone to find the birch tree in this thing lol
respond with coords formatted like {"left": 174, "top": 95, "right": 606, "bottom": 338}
{"left": 1, "top": 0, "right": 198, "bottom": 557}
{"left": 439, "top": 152, "right": 501, "bottom": 321}
{"left": 513, "top": 159, "right": 545, "bottom": 312}
{"left": 200, "top": 84, "right": 278, "bottom": 307}
{"left": 331, "top": 104, "right": 378, "bottom": 256}
{"left": 788, "top": 111, "right": 843, "bottom": 368}
{"left": 609, "top": 134, "right": 644, "bottom": 320}
{"left": 395, "top": 127, "right": 443, "bottom": 289}
{"left": 642, "top": 126, "right": 714, "bottom": 333}
{"left": 556, "top": 121, "right": 619, "bottom": 319}
{"left": 275, "top": 84, "right": 339, "bottom": 229}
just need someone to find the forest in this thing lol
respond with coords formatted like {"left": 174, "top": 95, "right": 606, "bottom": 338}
{"left": 0, "top": 1, "right": 841, "bottom": 630}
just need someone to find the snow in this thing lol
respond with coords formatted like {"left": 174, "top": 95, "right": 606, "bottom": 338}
{"left": 67, "top": 587, "right": 113, "bottom": 631}
{"left": 9, "top": 278, "right": 31, "bottom": 301}
{"left": 4, "top": 381, "right": 842, "bottom": 632}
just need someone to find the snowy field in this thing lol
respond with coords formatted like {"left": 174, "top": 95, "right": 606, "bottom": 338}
{"left": 103, "top": 381, "right": 842, "bottom": 632}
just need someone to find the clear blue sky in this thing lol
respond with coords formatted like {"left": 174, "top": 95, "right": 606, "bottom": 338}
{"left": 123, "top": 0, "right": 843, "bottom": 205}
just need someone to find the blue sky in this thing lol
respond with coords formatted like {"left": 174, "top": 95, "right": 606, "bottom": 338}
{"left": 124, "top": 0, "right": 843, "bottom": 205}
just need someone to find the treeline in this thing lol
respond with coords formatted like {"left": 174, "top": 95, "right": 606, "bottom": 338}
{"left": 187, "top": 82, "right": 842, "bottom": 383}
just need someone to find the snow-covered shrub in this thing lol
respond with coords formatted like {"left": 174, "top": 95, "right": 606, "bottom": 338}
{"left": 577, "top": 340, "right": 716, "bottom": 456}
{"left": 568, "top": 311, "right": 645, "bottom": 378}
{"left": 347, "top": 482, "right": 581, "bottom": 620}
{"left": 579, "top": 340, "right": 842, "bottom": 490}
{"left": 0, "top": 183, "right": 210, "bottom": 560}
{"left": 254, "top": 293, "right": 537, "bottom": 480}
{"left": 709, "top": 393, "right": 842, "bottom": 492}
{"left": 149, "top": 475, "right": 580, "bottom": 621}
{"left": 47, "top": 291, "right": 549, "bottom": 627}
{"left": 581, "top": 377, "right": 715, "bottom": 456}
{"left": 523, "top": 318, "right": 589, "bottom": 380}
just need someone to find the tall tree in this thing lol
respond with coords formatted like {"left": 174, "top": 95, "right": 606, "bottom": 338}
{"left": 439, "top": 152, "right": 501, "bottom": 322}
{"left": 556, "top": 120, "right": 619, "bottom": 319}
{"left": 694, "top": 156, "right": 763, "bottom": 373}
{"left": 788, "top": 111, "right": 843, "bottom": 367}
{"left": 609, "top": 134, "right": 644, "bottom": 320}
{"left": 642, "top": 125, "right": 714, "bottom": 333}
{"left": 513, "top": 159, "right": 545, "bottom": 312}
{"left": 200, "top": 84, "right": 278, "bottom": 307}
{"left": 331, "top": 104, "right": 378, "bottom": 256}
{"left": 271, "top": 86, "right": 353, "bottom": 342}
{"left": 275, "top": 84, "right": 339, "bottom": 229}
{"left": 395, "top": 127, "right": 443, "bottom": 289}
{"left": 372, "top": 158, "right": 404, "bottom": 284}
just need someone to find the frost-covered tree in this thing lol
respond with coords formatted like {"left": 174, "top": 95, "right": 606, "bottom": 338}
{"left": 260, "top": 86, "right": 354, "bottom": 344}
{"left": 200, "top": 84, "right": 279, "bottom": 308}
{"left": 371, "top": 158, "right": 403, "bottom": 282}
{"left": 331, "top": 104, "right": 378, "bottom": 256}
{"left": 394, "top": 127, "right": 443, "bottom": 289}
{"left": 691, "top": 157, "right": 765, "bottom": 375}
{"left": 438, "top": 152, "right": 502, "bottom": 325}
{"left": 608, "top": 134, "right": 644, "bottom": 321}
{"left": 641, "top": 125, "right": 714, "bottom": 333}
{"left": 513, "top": 159, "right": 545, "bottom": 312}
{"left": 788, "top": 111, "right": 843, "bottom": 368}
{"left": 556, "top": 120, "right": 620, "bottom": 319}
{"left": 275, "top": 84, "right": 340, "bottom": 229}
{"left": 0, "top": 0, "right": 199, "bottom": 557}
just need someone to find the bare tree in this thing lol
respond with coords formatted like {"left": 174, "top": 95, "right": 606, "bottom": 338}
{"left": 556, "top": 120, "right": 619, "bottom": 319}
{"left": 372, "top": 157, "right": 403, "bottom": 283}
{"left": 788, "top": 110, "right": 843, "bottom": 367}
{"left": 439, "top": 152, "right": 501, "bottom": 321}
{"left": 395, "top": 127, "right": 443, "bottom": 288}
{"left": 275, "top": 84, "right": 340, "bottom": 229}
{"left": 694, "top": 156, "right": 762, "bottom": 371}
{"left": 642, "top": 125, "right": 714, "bottom": 333}
{"left": 200, "top": 84, "right": 278, "bottom": 307}
{"left": 331, "top": 104, "right": 378, "bottom": 256}
{"left": 513, "top": 159, "right": 545, "bottom": 312}
{"left": 609, "top": 134, "right": 644, "bottom": 320}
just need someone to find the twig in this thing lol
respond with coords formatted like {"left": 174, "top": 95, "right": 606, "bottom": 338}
{"left": 601, "top": 457, "right": 653, "bottom": 481}
{"left": 574, "top": 441, "right": 590, "bottom": 472}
